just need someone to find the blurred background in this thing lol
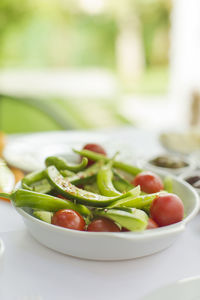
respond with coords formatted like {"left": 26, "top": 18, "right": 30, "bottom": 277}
{"left": 0, "top": 0, "right": 199, "bottom": 133}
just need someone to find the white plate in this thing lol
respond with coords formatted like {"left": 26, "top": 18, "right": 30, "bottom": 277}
{"left": 141, "top": 276, "right": 200, "bottom": 300}
{"left": 12, "top": 173, "right": 199, "bottom": 261}
{"left": 3, "top": 131, "right": 108, "bottom": 172}
{"left": 3, "top": 128, "right": 163, "bottom": 173}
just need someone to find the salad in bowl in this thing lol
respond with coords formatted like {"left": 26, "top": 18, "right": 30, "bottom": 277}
{"left": 1, "top": 143, "right": 199, "bottom": 260}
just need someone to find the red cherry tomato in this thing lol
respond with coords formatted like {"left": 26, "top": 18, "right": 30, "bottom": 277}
{"left": 52, "top": 209, "right": 85, "bottom": 231}
{"left": 147, "top": 218, "right": 159, "bottom": 229}
{"left": 83, "top": 143, "right": 106, "bottom": 166}
{"left": 132, "top": 171, "right": 164, "bottom": 194}
{"left": 121, "top": 227, "right": 130, "bottom": 232}
{"left": 87, "top": 217, "right": 120, "bottom": 232}
{"left": 150, "top": 193, "right": 184, "bottom": 227}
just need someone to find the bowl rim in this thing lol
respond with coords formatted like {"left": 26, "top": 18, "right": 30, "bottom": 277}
{"left": 12, "top": 174, "right": 200, "bottom": 240}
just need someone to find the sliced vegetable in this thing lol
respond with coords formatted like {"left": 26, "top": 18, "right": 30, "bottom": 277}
{"left": 74, "top": 149, "right": 142, "bottom": 176}
{"left": 83, "top": 143, "right": 106, "bottom": 166}
{"left": 113, "top": 171, "right": 133, "bottom": 193}
{"left": 68, "top": 161, "right": 103, "bottom": 185}
{"left": 94, "top": 208, "right": 148, "bottom": 231}
{"left": 45, "top": 156, "right": 88, "bottom": 172}
{"left": 1, "top": 189, "right": 91, "bottom": 216}
{"left": 33, "top": 210, "right": 53, "bottom": 223}
{"left": 97, "top": 161, "right": 121, "bottom": 197}
{"left": 46, "top": 166, "right": 139, "bottom": 207}
{"left": 164, "top": 176, "right": 173, "bottom": 193}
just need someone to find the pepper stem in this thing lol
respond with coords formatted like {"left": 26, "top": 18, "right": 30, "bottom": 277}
{"left": 0, "top": 193, "right": 11, "bottom": 200}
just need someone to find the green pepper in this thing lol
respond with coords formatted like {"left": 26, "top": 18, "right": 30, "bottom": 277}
{"left": 0, "top": 189, "right": 91, "bottom": 217}
{"left": 112, "top": 171, "right": 134, "bottom": 193}
{"left": 22, "top": 170, "right": 46, "bottom": 190}
{"left": 94, "top": 208, "right": 148, "bottom": 231}
{"left": 45, "top": 156, "right": 88, "bottom": 172}
{"left": 60, "top": 169, "right": 75, "bottom": 177}
{"left": 107, "top": 192, "right": 159, "bottom": 209}
{"left": 22, "top": 161, "right": 100, "bottom": 193}
{"left": 68, "top": 161, "right": 103, "bottom": 185}
{"left": 84, "top": 182, "right": 100, "bottom": 194}
{"left": 97, "top": 161, "right": 121, "bottom": 197}
{"left": 45, "top": 166, "right": 142, "bottom": 207}
{"left": 73, "top": 149, "right": 142, "bottom": 176}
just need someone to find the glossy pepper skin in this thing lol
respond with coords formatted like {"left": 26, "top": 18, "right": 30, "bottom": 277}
{"left": 74, "top": 149, "right": 142, "bottom": 176}
{"left": 21, "top": 161, "right": 102, "bottom": 193}
{"left": 45, "top": 156, "right": 88, "bottom": 172}
{"left": 0, "top": 189, "right": 91, "bottom": 217}
{"left": 45, "top": 166, "right": 141, "bottom": 207}
{"left": 97, "top": 161, "right": 121, "bottom": 197}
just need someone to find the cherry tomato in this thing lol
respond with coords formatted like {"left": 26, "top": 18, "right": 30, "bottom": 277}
{"left": 147, "top": 218, "right": 159, "bottom": 229}
{"left": 52, "top": 209, "right": 85, "bottom": 231}
{"left": 132, "top": 171, "right": 164, "bottom": 194}
{"left": 150, "top": 193, "right": 184, "bottom": 227}
{"left": 121, "top": 227, "right": 130, "bottom": 232}
{"left": 87, "top": 217, "right": 120, "bottom": 232}
{"left": 83, "top": 143, "right": 106, "bottom": 166}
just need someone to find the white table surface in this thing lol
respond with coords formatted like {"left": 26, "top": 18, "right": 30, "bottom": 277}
{"left": 1, "top": 128, "right": 200, "bottom": 300}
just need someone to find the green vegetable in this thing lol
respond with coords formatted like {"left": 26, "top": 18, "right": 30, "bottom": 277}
{"left": 73, "top": 149, "right": 142, "bottom": 176}
{"left": 22, "top": 170, "right": 46, "bottom": 190}
{"left": 45, "top": 156, "right": 88, "bottom": 172}
{"left": 33, "top": 210, "right": 53, "bottom": 223}
{"left": 97, "top": 161, "right": 121, "bottom": 197}
{"left": 60, "top": 170, "right": 75, "bottom": 177}
{"left": 94, "top": 208, "right": 148, "bottom": 231}
{"left": 68, "top": 161, "right": 103, "bottom": 185}
{"left": 45, "top": 166, "right": 141, "bottom": 207}
{"left": 107, "top": 191, "right": 158, "bottom": 209}
{"left": 112, "top": 171, "right": 133, "bottom": 193}
{"left": 164, "top": 176, "right": 173, "bottom": 193}
{"left": 0, "top": 189, "right": 91, "bottom": 216}
{"left": 84, "top": 183, "right": 100, "bottom": 194}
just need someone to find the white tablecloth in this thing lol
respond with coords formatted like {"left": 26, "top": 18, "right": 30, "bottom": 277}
{"left": 0, "top": 128, "right": 200, "bottom": 300}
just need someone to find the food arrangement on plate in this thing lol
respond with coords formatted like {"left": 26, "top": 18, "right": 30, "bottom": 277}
{"left": 0, "top": 143, "right": 192, "bottom": 233}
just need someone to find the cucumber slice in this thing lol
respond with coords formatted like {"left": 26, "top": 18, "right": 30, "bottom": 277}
{"left": 33, "top": 210, "right": 53, "bottom": 224}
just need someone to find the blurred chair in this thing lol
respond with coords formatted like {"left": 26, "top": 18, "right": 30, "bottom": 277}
{"left": 0, "top": 93, "right": 79, "bottom": 132}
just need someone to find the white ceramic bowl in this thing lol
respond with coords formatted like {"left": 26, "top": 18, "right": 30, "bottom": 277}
{"left": 12, "top": 175, "right": 200, "bottom": 261}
